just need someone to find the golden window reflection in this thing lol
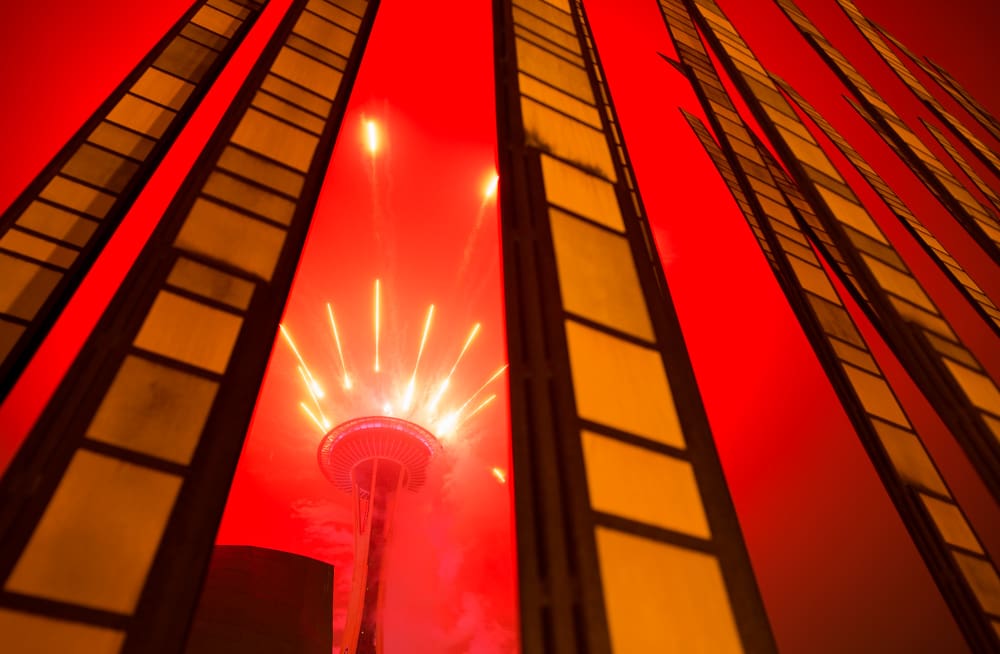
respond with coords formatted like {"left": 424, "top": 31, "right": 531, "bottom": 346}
{"left": 549, "top": 208, "right": 654, "bottom": 341}
{"left": 0, "top": 610, "right": 124, "bottom": 654}
{"left": 582, "top": 431, "right": 710, "bottom": 538}
{"left": 5, "top": 450, "right": 182, "bottom": 614}
{"left": 87, "top": 354, "right": 220, "bottom": 465}
{"left": 595, "top": 527, "right": 744, "bottom": 654}
{"left": 174, "top": 197, "right": 287, "bottom": 282}
{"left": 565, "top": 319, "right": 684, "bottom": 448}
{"left": 540, "top": 153, "right": 623, "bottom": 231}
{"left": 133, "top": 290, "right": 243, "bottom": 374}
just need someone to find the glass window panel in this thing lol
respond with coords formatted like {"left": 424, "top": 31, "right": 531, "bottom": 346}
{"left": 39, "top": 174, "right": 117, "bottom": 218}
{"left": 515, "top": 37, "right": 593, "bottom": 104}
{"left": 541, "top": 0, "right": 571, "bottom": 12}
{"left": 87, "top": 354, "right": 220, "bottom": 464}
{"left": 294, "top": 11, "right": 354, "bottom": 56}
{"left": 287, "top": 34, "right": 348, "bottom": 71}
{"left": 919, "top": 494, "right": 982, "bottom": 553}
{"left": 872, "top": 420, "right": 949, "bottom": 495}
{"left": 231, "top": 108, "right": 320, "bottom": 172}
{"left": 333, "top": 0, "right": 367, "bottom": 18}
{"left": 0, "top": 319, "right": 25, "bottom": 360}
{"left": 0, "top": 610, "right": 123, "bottom": 654}
{"left": 133, "top": 290, "right": 243, "bottom": 374}
{"left": 5, "top": 450, "right": 182, "bottom": 613}
{"left": 306, "top": 0, "right": 362, "bottom": 31}
{"left": 925, "top": 330, "right": 979, "bottom": 369}
{"left": 540, "top": 153, "right": 623, "bottom": 231}
{"left": 565, "top": 320, "right": 684, "bottom": 448}
{"left": 843, "top": 364, "right": 909, "bottom": 425}
{"left": 180, "top": 22, "right": 229, "bottom": 51}
{"left": 514, "top": 0, "right": 575, "bottom": 34}
{"left": 61, "top": 144, "right": 139, "bottom": 194}
{"left": 154, "top": 37, "right": 216, "bottom": 83}
{"left": 550, "top": 209, "right": 653, "bottom": 341}
{"left": 203, "top": 170, "right": 298, "bottom": 225}
{"left": 16, "top": 202, "right": 98, "bottom": 247}
{"left": 519, "top": 73, "right": 600, "bottom": 128}
{"left": 106, "top": 94, "right": 176, "bottom": 139}
{"left": 218, "top": 146, "right": 306, "bottom": 197}
{"left": 191, "top": 5, "right": 241, "bottom": 37}
{"left": 513, "top": 6, "right": 581, "bottom": 54}
{"left": 582, "top": 431, "right": 710, "bottom": 538}
{"left": 941, "top": 358, "right": 1000, "bottom": 414}
{"left": 514, "top": 24, "right": 585, "bottom": 68}
{"left": 862, "top": 254, "right": 935, "bottom": 312}
{"left": 175, "top": 197, "right": 287, "bottom": 282}
{"left": 252, "top": 90, "right": 326, "bottom": 134}
{"left": 131, "top": 67, "right": 195, "bottom": 111}
{"left": 953, "top": 551, "right": 1000, "bottom": 615}
{"left": 261, "top": 73, "right": 332, "bottom": 118}
{"left": 595, "top": 527, "right": 743, "bottom": 654}
{"left": 887, "top": 295, "right": 956, "bottom": 342}
{"left": 756, "top": 195, "right": 801, "bottom": 232}
{"left": 209, "top": 0, "right": 251, "bottom": 19}
{"left": 40, "top": 176, "right": 116, "bottom": 218}
{"left": 0, "top": 229, "right": 77, "bottom": 268}
{"left": 787, "top": 255, "right": 839, "bottom": 303}
{"left": 830, "top": 338, "right": 878, "bottom": 374}
{"left": 166, "top": 256, "right": 255, "bottom": 310}
{"left": 776, "top": 125, "right": 843, "bottom": 180}
{"left": 88, "top": 121, "right": 156, "bottom": 160}
{"left": 814, "top": 185, "right": 887, "bottom": 243}
{"left": 842, "top": 225, "right": 907, "bottom": 271}
{"left": 775, "top": 234, "right": 818, "bottom": 265}
{"left": 522, "top": 98, "right": 616, "bottom": 182}
{"left": 0, "top": 254, "right": 61, "bottom": 321}
{"left": 271, "top": 46, "right": 343, "bottom": 100}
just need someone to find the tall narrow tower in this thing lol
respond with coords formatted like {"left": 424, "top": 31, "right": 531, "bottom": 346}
{"left": 317, "top": 416, "right": 439, "bottom": 654}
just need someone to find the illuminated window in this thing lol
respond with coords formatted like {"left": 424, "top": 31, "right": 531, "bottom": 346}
{"left": 0, "top": 610, "right": 123, "bottom": 654}
{"left": 549, "top": 208, "right": 654, "bottom": 341}
{"left": 582, "top": 431, "right": 710, "bottom": 537}
{"left": 5, "top": 451, "right": 182, "bottom": 613}
{"left": 133, "top": 290, "right": 244, "bottom": 374}
{"left": 596, "top": 527, "right": 743, "bottom": 653}
{"left": 87, "top": 354, "right": 220, "bottom": 464}
{"left": 175, "top": 197, "right": 288, "bottom": 281}
{"left": 565, "top": 319, "right": 684, "bottom": 447}
{"left": 0, "top": 255, "right": 60, "bottom": 321}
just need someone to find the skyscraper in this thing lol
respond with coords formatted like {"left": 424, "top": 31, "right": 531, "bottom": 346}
{"left": 0, "top": 1, "right": 997, "bottom": 653}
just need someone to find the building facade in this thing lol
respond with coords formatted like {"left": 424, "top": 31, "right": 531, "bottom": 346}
{"left": 0, "top": 0, "right": 997, "bottom": 652}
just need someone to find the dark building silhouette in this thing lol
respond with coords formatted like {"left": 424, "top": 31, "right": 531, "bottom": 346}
{"left": 184, "top": 545, "right": 333, "bottom": 654}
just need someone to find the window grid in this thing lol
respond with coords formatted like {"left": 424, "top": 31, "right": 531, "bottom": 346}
{"left": 0, "top": 0, "right": 267, "bottom": 401}
{"left": 665, "top": 1, "right": 1000, "bottom": 649}
{"left": 691, "top": 0, "right": 1000, "bottom": 508}
{"left": 838, "top": 3, "right": 1000, "bottom": 180}
{"left": 0, "top": 1, "right": 376, "bottom": 651}
{"left": 775, "top": 0, "right": 1000, "bottom": 265}
{"left": 775, "top": 77, "right": 1000, "bottom": 333}
{"left": 498, "top": 0, "right": 776, "bottom": 652}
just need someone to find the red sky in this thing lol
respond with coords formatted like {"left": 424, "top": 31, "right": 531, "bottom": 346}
{"left": 0, "top": 1, "right": 998, "bottom": 652}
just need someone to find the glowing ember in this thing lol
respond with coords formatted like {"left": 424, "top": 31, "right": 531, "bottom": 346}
{"left": 279, "top": 280, "right": 506, "bottom": 443}
{"left": 364, "top": 118, "right": 379, "bottom": 155}
{"left": 484, "top": 173, "right": 499, "bottom": 199}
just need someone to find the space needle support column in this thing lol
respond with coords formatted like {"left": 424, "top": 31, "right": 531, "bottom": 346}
{"left": 0, "top": 1, "right": 380, "bottom": 652}
{"left": 493, "top": 0, "right": 776, "bottom": 652}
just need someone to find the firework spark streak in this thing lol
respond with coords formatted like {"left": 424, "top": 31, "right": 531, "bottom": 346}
{"left": 374, "top": 278, "right": 381, "bottom": 373}
{"left": 280, "top": 281, "right": 506, "bottom": 455}
{"left": 327, "top": 303, "right": 352, "bottom": 390}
